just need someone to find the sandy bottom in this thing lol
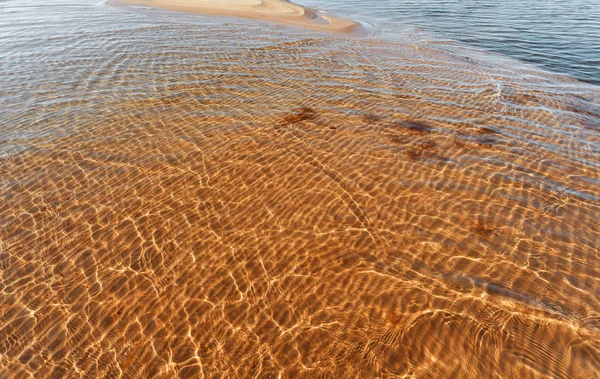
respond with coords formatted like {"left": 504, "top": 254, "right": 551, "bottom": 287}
{"left": 110, "top": 0, "right": 363, "bottom": 34}
{"left": 2, "top": 1, "right": 600, "bottom": 378}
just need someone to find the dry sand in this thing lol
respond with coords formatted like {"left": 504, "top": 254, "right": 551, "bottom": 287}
{"left": 110, "top": 0, "right": 363, "bottom": 34}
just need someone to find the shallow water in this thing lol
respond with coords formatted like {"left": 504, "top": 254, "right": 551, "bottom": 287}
{"left": 1, "top": 0, "right": 600, "bottom": 377}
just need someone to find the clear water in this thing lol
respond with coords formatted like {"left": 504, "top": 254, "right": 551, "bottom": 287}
{"left": 1, "top": 0, "right": 600, "bottom": 377}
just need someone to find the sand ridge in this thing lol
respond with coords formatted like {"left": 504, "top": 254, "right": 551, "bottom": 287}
{"left": 110, "top": 0, "right": 363, "bottom": 34}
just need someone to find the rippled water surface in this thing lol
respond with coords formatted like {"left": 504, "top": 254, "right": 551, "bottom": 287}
{"left": 1, "top": 0, "right": 600, "bottom": 377}
{"left": 302, "top": 0, "right": 600, "bottom": 84}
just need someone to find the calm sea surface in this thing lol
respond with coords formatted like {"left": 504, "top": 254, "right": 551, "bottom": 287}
{"left": 304, "top": 0, "right": 600, "bottom": 84}
{"left": 1, "top": 0, "right": 600, "bottom": 377}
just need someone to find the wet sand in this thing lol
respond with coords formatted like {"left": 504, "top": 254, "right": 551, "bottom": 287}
{"left": 110, "top": 0, "right": 363, "bottom": 34}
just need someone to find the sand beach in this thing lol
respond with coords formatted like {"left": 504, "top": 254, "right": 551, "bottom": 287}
{"left": 111, "top": 0, "right": 362, "bottom": 34}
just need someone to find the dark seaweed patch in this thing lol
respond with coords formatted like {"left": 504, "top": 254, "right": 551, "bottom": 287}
{"left": 401, "top": 118, "right": 433, "bottom": 134}
{"left": 405, "top": 140, "right": 440, "bottom": 161}
{"left": 475, "top": 137, "right": 495, "bottom": 148}
{"left": 281, "top": 106, "right": 317, "bottom": 125}
{"left": 474, "top": 221, "right": 497, "bottom": 238}
{"left": 362, "top": 113, "right": 382, "bottom": 124}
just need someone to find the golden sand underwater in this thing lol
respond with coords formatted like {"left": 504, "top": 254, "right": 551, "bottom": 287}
{"left": 1, "top": 0, "right": 600, "bottom": 377}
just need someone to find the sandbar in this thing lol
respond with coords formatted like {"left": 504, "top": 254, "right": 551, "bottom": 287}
{"left": 110, "top": 0, "right": 363, "bottom": 35}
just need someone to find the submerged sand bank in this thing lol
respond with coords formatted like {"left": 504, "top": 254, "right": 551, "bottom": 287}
{"left": 110, "top": 0, "right": 362, "bottom": 34}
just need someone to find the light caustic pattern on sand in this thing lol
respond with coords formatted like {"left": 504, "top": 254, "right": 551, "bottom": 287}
{"left": 1, "top": 1, "right": 600, "bottom": 378}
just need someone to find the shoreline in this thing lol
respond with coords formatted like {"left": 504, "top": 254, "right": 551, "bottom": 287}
{"left": 109, "top": 0, "right": 364, "bottom": 35}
